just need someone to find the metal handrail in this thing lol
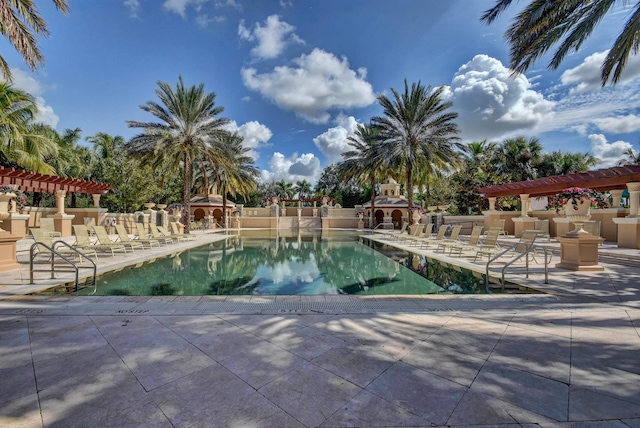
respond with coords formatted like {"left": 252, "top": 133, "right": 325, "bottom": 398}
{"left": 29, "top": 241, "right": 97, "bottom": 291}
{"left": 485, "top": 242, "right": 550, "bottom": 290}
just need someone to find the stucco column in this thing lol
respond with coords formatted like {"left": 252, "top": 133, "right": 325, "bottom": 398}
{"left": 55, "top": 190, "right": 67, "bottom": 214}
{"left": 610, "top": 189, "right": 623, "bottom": 208}
{"left": 519, "top": 194, "right": 530, "bottom": 217}
{"left": 488, "top": 197, "right": 496, "bottom": 211}
{"left": 92, "top": 193, "right": 101, "bottom": 208}
{"left": 627, "top": 182, "right": 640, "bottom": 217}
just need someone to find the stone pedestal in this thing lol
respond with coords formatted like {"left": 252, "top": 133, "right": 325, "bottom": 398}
{"left": 49, "top": 213, "right": 75, "bottom": 237}
{"left": 553, "top": 217, "right": 571, "bottom": 237}
{"left": 0, "top": 230, "right": 21, "bottom": 271}
{"left": 0, "top": 213, "right": 30, "bottom": 239}
{"left": 512, "top": 217, "right": 538, "bottom": 238}
{"left": 612, "top": 217, "right": 640, "bottom": 248}
{"left": 556, "top": 233, "right": 605, "bottom": 271}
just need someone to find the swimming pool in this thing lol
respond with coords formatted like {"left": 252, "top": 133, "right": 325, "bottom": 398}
{"left": 63, "top": 230, "right": 538, "bottom": 296}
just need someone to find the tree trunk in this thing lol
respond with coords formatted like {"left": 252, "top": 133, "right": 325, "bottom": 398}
{"left": 222, "top": 182, "right": 228, "bottom": 228}
{"left": 406, "top": 166, "right": 413, "bottom": 225}
{"left": 183, "top": 151, "right": 191, "bottom": 233}
{"left": 370, "top": 173, "right": 376, "bottom": 228}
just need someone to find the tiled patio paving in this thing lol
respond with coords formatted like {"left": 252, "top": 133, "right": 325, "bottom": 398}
{"left": 1, "top": 231, "right": 640, "bottom": 427}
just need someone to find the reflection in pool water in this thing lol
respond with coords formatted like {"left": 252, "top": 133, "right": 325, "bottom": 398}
{"left": 69, "top": 230, "right": 532, "bottom": 296}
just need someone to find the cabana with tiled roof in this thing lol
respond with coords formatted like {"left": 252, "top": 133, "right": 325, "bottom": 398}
{"left": 477, "top": 165, "right": 640, "bottom": 248}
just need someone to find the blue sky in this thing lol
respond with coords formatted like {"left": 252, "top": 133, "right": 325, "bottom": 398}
{"left": 3, "top": 0, "right": 640, "bottom": 184}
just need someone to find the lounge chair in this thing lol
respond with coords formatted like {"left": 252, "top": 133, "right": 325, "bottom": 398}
{"left": 135, "top": 223, "right": 168, "bottom": 246}
{"left": 408, "top": 223, "right": 434, "bottom": 246}
{"left": 380, "top": 222, "right": 408, "bottom": 240}
{"left": 534, "top": 220, "right": 550, "bottom": 242}
{"left": 39, "top": 218, "right": 62, "bottom": 238}
{"left": 32, "top": 227, "right": 97, "bottom": 263}
{"left": 84, "top": 217, "right": 97, "bottom": 235}
{"left": 91, "top": 225, "right": 129, "bottom": 256}
{"left": 415, "top": 224, "right": 448, "bottom": 249}
{"left": 436, "top": 224, "right": 463, "bottom": 253}
{"left": 149, "top": 223, "right": 175, "bottom": 244}
{"left": 169, "top": 222, "right": 196, "bottom": 241}
{"left": 448, "top": 225, "right": 483, "bottom": 256}
{"left": 395, "top": 223, "right": 424, "bottom": 243}
{"left": 492, "top": 219, "right": 508, "bottom": 236}
{"left": 112, "top": 224, "right": 146, "bottom": 252}
{"left": 473, "top": 228, "right": 502, "bottom": 261}
{"left": 116, "top": 224, "right": 160, "bottom": 249}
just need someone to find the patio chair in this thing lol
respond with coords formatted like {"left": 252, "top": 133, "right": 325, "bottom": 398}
{"left": 492, "top": 218, "right": 507, "bottom": 236}
{"left": 169, "top": 222, "right": 196, "bottom": 241}
{"left": 31, "top": 227, "right": 97, "bottom": 263}
{"left": 135, "top": 223, "right": 167, "bottom": 246}
{"left": 379, "top": 222, "right": 408, "bottom": 240}
{"left": 416, "top": 224, "right": 448, "bottom": 249}
{"left": 83, "top": 217, "right": 97, "bottom": 235}
{"left": 534, "top": 219, "right": 550, "bottom": 242}
{"left": 149, "top": 223, "right": 175, "bottom": 244}
{"left": 436, "top": 224, "right": 463, "bottom": 253}
{"left": 473, "top": 228, "right": 502, "bottom": 261}
{"left": 448, "top": 225, "right": 484, "bottom": 256}
{"left": 39, "top": 218, "right": 61, "bottom": 238}
{"left": 112, "top": 224, "right": 146, "bottom": 252}
{"left": 582, "top": 221, "right": 603, "bottom": 245}
{"left": 408, "top": 223, "right": 434, "bottom": 246}
{"left": 157, "top": 224, "right": 191, "bottom": 242}
{"left": 116, "top": 224, "right": 160, "bottom": 249}
{"left": 90, "top": 225, "right": 129, "bottom": 256}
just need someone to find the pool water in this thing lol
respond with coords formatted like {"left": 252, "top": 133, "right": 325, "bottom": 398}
{"left": 69, "top": 231, "right": 535, "bottom": 296}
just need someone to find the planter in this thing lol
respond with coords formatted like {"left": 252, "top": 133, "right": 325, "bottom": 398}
{"left": 156, "top": 204, "right": 167, "bottom": 210}
{"left": 143, "top": 203, "right": 155, "bottom": 210}
{"left": 564, "top": 197, "right": 591, "bottom": 235}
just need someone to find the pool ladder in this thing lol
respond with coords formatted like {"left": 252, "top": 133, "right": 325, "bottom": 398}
{"left": 485, "top": 243, "right": 550, "bottom": 291}
{"left": 29, "top": 242, "right": 97, "bottom": 292}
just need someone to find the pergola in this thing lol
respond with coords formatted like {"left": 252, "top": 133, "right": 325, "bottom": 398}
{"left": 477, "top": 165, "right": 640, "bottom": 198}
{"left": 0, "top": 166, "right": 111, "bottom": 194}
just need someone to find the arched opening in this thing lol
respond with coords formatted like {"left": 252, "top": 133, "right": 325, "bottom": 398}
{"left": 374, "top": 209, "right": 384, "bottom": 227}
{"left": 194, "top": 208, "right": 206, "bottom": 221}
{"left": 213, "top": 209, "right": 223, "bottom": 225}
{"left": 391, "top": 209, "right": 403, "bottom": 229}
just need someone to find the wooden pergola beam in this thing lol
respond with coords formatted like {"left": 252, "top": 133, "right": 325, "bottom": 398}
{"left": 0, "top": 166, "right": 111, "bottom": 195}
{"left": 478, "top": 165, "right": 640, "bottom": 198}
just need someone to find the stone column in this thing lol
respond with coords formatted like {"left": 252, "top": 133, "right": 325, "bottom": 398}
{"left": 55, "top": 190, "right": 67, "bottom": 214}
{"left": 610, "top": 189, "right": 623, "bottom": 208}
{"left": 627, "top": 182, "right": 640, "bottom": 217}
{"left": 92, "top": 193, "right": 101, "bottom": 208}
{"left": 519, "top": 194, "right": 530, "bottom": 217}
{"left": 488, "top": 197, "right": 497, "bottom": 211}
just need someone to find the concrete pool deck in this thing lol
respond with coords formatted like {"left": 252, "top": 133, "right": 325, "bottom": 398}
{"left": 1, "top": 230, "right": 640, "bottom": 427}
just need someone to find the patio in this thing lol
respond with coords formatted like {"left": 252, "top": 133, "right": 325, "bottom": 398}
{"left": 1, "top": 232, "right": 639, "bottom": 427}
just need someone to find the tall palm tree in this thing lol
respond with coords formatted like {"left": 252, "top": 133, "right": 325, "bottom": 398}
{"left": 0, "top": 84, "right": 58, "bottom": 173}
{"left": 126, "top": 77, "right": 230, "bottom": 232}
{"left": 294, "top": 180, "right": 312, "bottom": 200}
{"left": 0, "top": 0, "right": 69, "bottom": 82}
{"left": 372, "top": 80, "right": 461, "bottom": 217}
{"left": 197, "top": 132, "right": 258, "bottom": 227}
{"left": 275, "top": 180, "right": 294, "bottom": 200}
{"left": 617, "top": 147, "right": 640, "bottom": 166}
{"left": 481, "top": 0, "right": 640, "bottom": 85}
{"left": 337, "top": 123, "right": 387, "bottom": 228}
{"left": 494, "top": 136, "right": 543, "bottom": 182}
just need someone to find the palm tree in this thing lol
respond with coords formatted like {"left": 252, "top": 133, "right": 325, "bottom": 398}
{"left": 372, "top": 80, "right": 462, "bottom": 217}
{"left": 494, "top": 136, "right": 543, "bottom": 182}
{"left": 537, "top": 150, "right": 599, "bottom": 176}
{"left": 294, "top": 180, "right": 312, "bottom": 200}
{"left": 200, "top": 133, "right": 258, "bottom": 227}
{"left": 126, "top": 77, "right": 230, "bottom": 232}
{"left": 337, "top": 123, "right": 387, "bottom": 228}
{"left": 0, "top": 0, "right": 69, "bottom": 82}
{"left": 0, "top": 84, "right": 58, "bottom": 173}
{"left": 275, "top": 180, "right": 294, "bottom": 200}
{"left": 481, "top": 0, "right": 640, "bottom": 85}
{"left": 617, "top": 147, "right": 640, "bottom": 166}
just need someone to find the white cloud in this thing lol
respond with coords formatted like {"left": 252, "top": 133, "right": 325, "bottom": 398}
{"left": 589, "top": 133, "right": 633, "bottom": 167}
{"left": 196, "top": 14, "right": 225, "bottom": 27}
{"left": 215, "top": 0, "right": 241, "bottom": 10}
{"left": 260, "top": 152, "right": 321, "bottom": 183}
{"left": 313, "top": 115, "right": 359, "bottom": 163}
{"left": 11, "top": 68, "right": 59, "bottom": 127}
{"left": 593, "top": 114, "right": 640, "bottom": 134}
{"left": 561, "top": 50, "right": 640, "bottom": 94}
{"left": 162, "top": 0, "right": 212, "bottom": 19}
{"left": 224, "top": 120, "right": 273, "bottom": 161}
{"left": 124, "top": 0, "right": 141, "bottom": 17}
{"left": 444, "top": 54, "right": 555, "bottom": 141}
{"left": 238, "top": 15, "right": 304, "bottom": 60}
{"left": 242, "top": 48, "right": 375, "bottom": 123}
